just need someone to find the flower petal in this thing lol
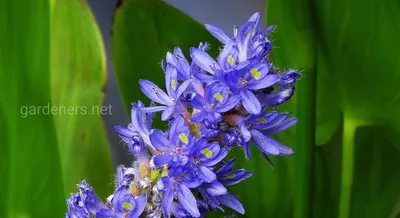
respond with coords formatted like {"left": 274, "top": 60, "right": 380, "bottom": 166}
{"left": 190, "top": 110, "right": 207, "bottom": 123}
{"left": 162, "top": 188, "right": 174, "bottom": 216}
{"left": 236, "top": 21, "right": 257, "bottom": 61}
{"left": 191, "top": 94, "right": 205, "bottom": 109}
{"left": 205, "top": 24, "right": 231, "bottom": 44}
{"left": 244, "top": 142, "right": 251, "bottom": 160}
{"left": 169, "top": 115, "right": 186, "bottom": 138}
{"left": 161, "top": 106, "right": 175, "bottom": 121}
{"left": 174, "top": 47, "right": 190, "bottom": 77}
{"left": 203, "top": 147, "right": 228, "bottom": 167}
{"left": 153, "top": 155, "right": 174, "bottom": 167}
{"left": 260, "top": 86, "right": 295, "bottom": 106}
{"left": 216, "top": 159, "right": 236, "bottom": 174}
{"left": 176, "top": 184, "right": 201, "bottom": 217}
{"left": 149, "top": 129, "right": 171, "bottom": 152}
{"left": 165, "top": 64, "right": 178, "bottom": 98}
{"left": 216, "top": 193, "right": 245, "bottom": 214}
{"left": 130, "top": 194, "right": 147, "bottom": 218}
{"left": 190, "top": 48, "right": 219, "bottom": 74}
{"left": 139, "top": 79, "right": 172, "bottom": 105}
{"left": 240, "top": 124, "right": 252, "bottom": 142}
{"left": 219, "top": 169, "right": 253, "bottom": 186}
{"left": 247, "top": 74, "right": 279, "bottom": 90}
{"left": 199, "top": 166, "right": 217, "bottom": 182}
{"left": 216, "top": 95, "right": 240, "bottom": 113}
{"left": 263, "top": 117, "right": 298, "bottom": 135}
{"left": 217, "top": 40, "right": 238, "bottom": 71}
{"left": 248, "top": 12, "right": 260, "bottom": 28}
{"left": 206, "top": 180, "right": 228, "bottom": 196}
{"left": 176, "top": 79, "right": 192, "bottom": 98}
{"left": 240, "top": 89, "right": 261, "bottom": 114}
{"left": 140, "top": 106, "right": 166, "bottom": 113}
{"left": 250, "top": 130, "right": 281, "bottom": 155}
{"left": 95, "top": 209, "right": 120, "bottom": 218}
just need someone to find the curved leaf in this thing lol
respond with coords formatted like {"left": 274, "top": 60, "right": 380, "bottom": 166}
{"left": 111, "top": 0, "right": 219, "bottom": 115}
{"left": 267, "top": 0, "right": 400, "bottom": 217}
{"left": 0, "top": 0, "right": 65, "bottom": 217}
{"left": 51, "top": 0, "right": 113, "bottom": 198}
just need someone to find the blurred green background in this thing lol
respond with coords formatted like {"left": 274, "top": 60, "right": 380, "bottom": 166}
{"left": 1, "top": 0, "right": 399, "bottom": 217}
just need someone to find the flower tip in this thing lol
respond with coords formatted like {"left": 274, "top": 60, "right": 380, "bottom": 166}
{"left": 248, "top": 12, "right": 260, "bottom": 22}
{"left": 189, "top": 47, "right": 197, "bottom": 53}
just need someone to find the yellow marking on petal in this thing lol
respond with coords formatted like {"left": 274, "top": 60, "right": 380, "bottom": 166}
{"left": 226, "top": 173, "right": 236, "bottom": 179}
{"left": 201, "top": 148, "right": 212, "bottom": 158}
{"left": 122, "top": 202, "right": 133, "bottom": 211}
{"left": 227, "top": 55, "right": 234, "bottom": 66}
{"left": 257, "top": 117, "right": 266, "bottom": 122}
{"left": 181, "top": 173, "right": 189, "bottom": 179}
{"left": 179, "top": 133, "right": 189, "bottom": 144}
{"left": 171, "top": 80, "right": 177, "bottom": 89}
{"left": 213, "top": 93, "right": 224, "bottom": 102}
{"left": 250, "top": 68, "right": 261, "bottom": 80}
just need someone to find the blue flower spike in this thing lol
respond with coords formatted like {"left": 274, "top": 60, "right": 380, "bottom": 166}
{"left": 66, "top": 12, "right": 300, "bottom": 218}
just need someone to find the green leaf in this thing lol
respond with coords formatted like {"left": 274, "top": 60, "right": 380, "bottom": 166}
{"left": 315, "top": 0, "right": 400, "bottom": 217}
{"left": 312, "top": 126, "right": 400, "bottom": 218}
{"left": 266, "top": 0, "right": 318, "bottom": 217}
{"left": 111, "top": 0, "right": 219, "bottom": 116}
{"left": 0, "top": 0, "right": 65, "bottom": 217}
{"left": 267, "top": 0, "right": 400, "bottom": 217}
{"left": 51, "top": 0, "right": 114, "bottom": 198}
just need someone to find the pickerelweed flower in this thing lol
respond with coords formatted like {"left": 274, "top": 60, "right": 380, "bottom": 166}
{"left": 66, "top": 12, "right": 300, "bottom": 218}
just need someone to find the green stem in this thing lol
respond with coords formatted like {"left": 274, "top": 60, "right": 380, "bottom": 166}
{"left": 338, "top": 116, "right": 358, "bottom": 218}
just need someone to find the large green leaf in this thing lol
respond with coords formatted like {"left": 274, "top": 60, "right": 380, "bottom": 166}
{"left": 51, "top": 0, "right": 114, "bottom": 198}
{"left": 112, "top": 0, "right": 219, "bottom": 115}
{"left": 267, "top": 0, "right": 400, "bottom": 217}
{"left": 0, "top": 0, "right": 65, "bottom": 217}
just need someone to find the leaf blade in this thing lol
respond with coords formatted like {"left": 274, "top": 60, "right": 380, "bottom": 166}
{"left": 0, "top": 0, "right": 66, "bottom": 216}
{"left": 51, "top": 0, "right": 114, "bottom": 198}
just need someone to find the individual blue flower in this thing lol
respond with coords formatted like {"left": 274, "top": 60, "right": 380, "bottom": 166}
{"left": 115, "top": 166, "right": 134, "bottom": 188}
{"left": 158, "top": 167, "right": 203, "bottom": 217}
{"left": 258, "top": 86, "right": 295, "bottom": 107}
{"left": 165, "top": 46, "right": 191, "bottom": 81}
{"left": 223, "top": 129, "right": 245, "bottom": 147}
{"left": 197, "top": 160, "right": 252, "bottom": 215}
{"left": 150, "top": 115, "right": 193, "bottom": 167}
{"left": 164, "top": 42, "right": 209, "bottom": 81}
{"left": 77, "top": 180, "right": 106, "bottom": 213}
{"left": 275, "top": 69, "right": 301, "bottom": 86}
{"left": 200, "top": 119, "right": 222, "bottom": 139}
{"left": 66, "top": 193, "right": 89, "bottom": 218}
{"left": 187, "top": 138, "right": 229, "bottom": 183}
{"left": 114, "top": 101, "right": 154, "bottom": 159}
{"left": 191, "top": 81, "right": 240, "bottom": 123}
{"left": 190, "top": 40, "right": 238, "bottom": 74}
{"left": 216, "top": 159, "right": 252, "bottom": 187}
{"left": 239, "top": 111, "right": 297, "bottom": 161}
{"left": 250, "top": 24, "right": 275, "bottom": 59}
{"left": 114, "top": 125, "right": 149, "bottom": 162}
{"left": 66, "top": 180, "right": 106, "bottom": 217}
{"left": 204, "top": 12, "right": 275, "bottom": 61}
{"left": 223, "top": 62, "right": 279, "bottom": 114}
{"left": 139, "top": 64, "right": 192, "bottom": 120}
{"left": 96, "top": 186, "right": 147, "bottom": 218}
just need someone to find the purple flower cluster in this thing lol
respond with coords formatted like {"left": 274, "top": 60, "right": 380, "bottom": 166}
{"left": 66, "top": 12, "right": 300, "bottom": 218}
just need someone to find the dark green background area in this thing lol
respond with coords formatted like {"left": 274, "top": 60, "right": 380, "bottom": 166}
{"left": 1, "top": 0, "right": 399, "bottom": 217}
